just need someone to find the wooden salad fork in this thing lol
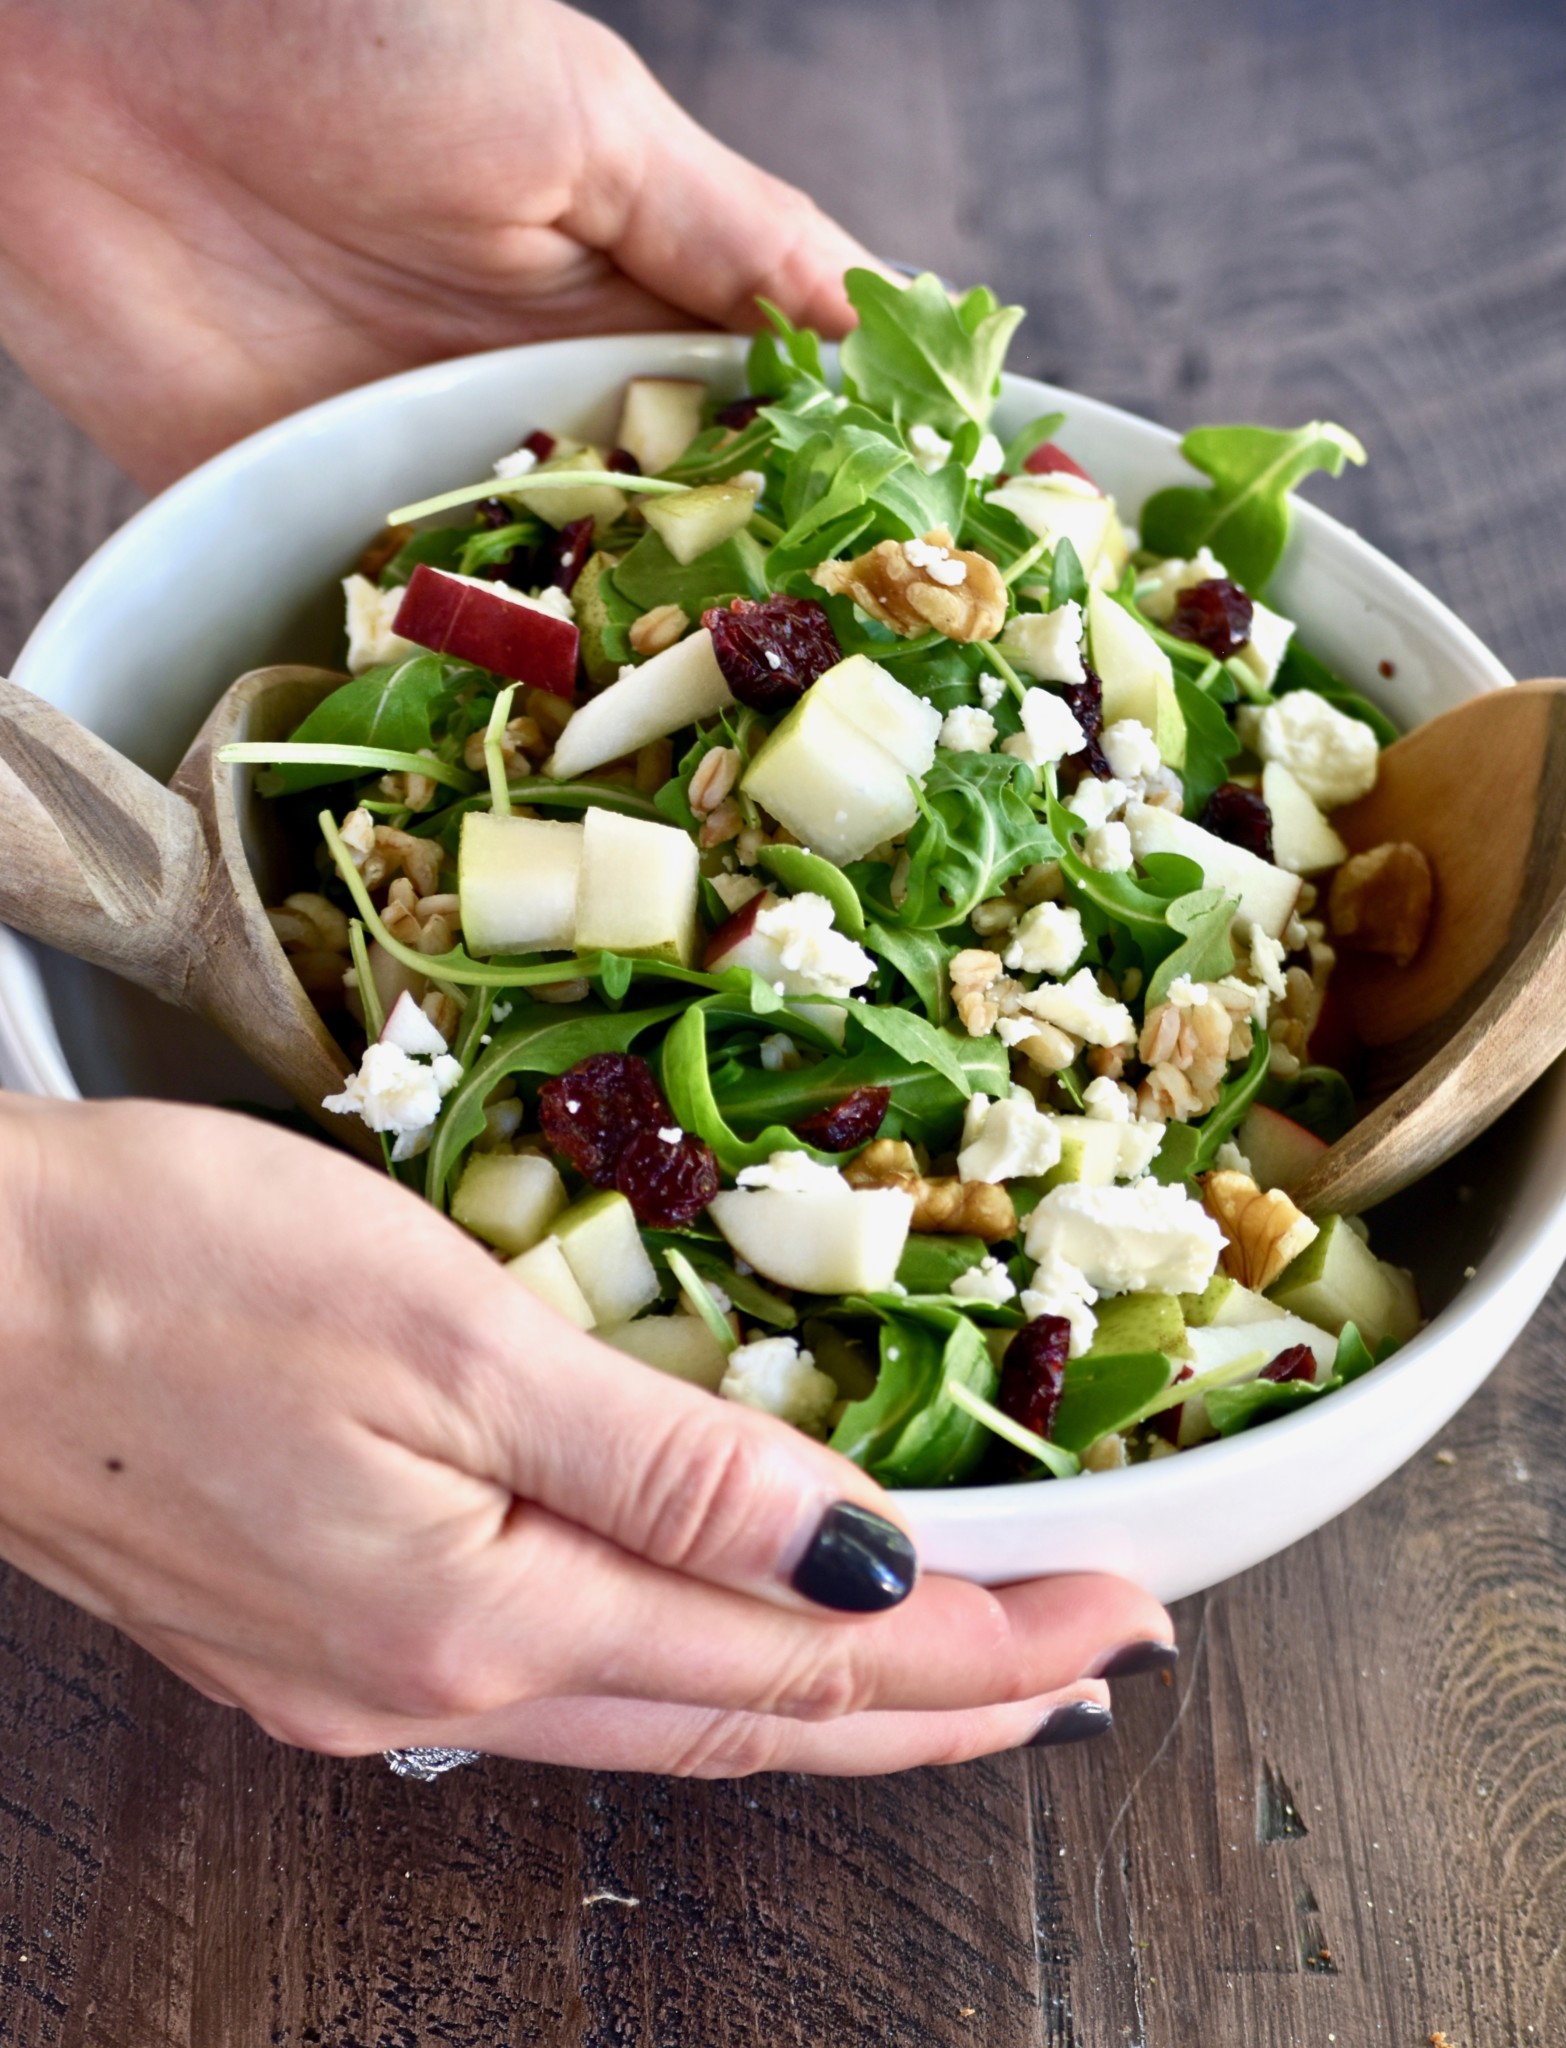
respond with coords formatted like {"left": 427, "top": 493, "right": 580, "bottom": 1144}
{"left": 0, "top": 667, "right": 380, "bottom": 1160}
{"left": 1290, "top": 677, "right": 1566, "bottom": 1215}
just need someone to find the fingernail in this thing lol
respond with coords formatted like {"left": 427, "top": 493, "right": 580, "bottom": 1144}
{"left": 790, "top": 1502, "right": 917, "bottom": 1613}
{"left": 1091, "top": 1639, "right": 1179, "bottom": 1680}
{"left": 1026, "top": 1700, "right": 1114, "bottom": 1748}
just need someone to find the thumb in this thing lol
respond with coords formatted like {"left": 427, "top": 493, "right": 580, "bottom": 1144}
{"left": 569, "top": 16, "right": 882, "bottom": 336}
{"left": 443, "top": 1287, "right": 920, "bottom": 1616}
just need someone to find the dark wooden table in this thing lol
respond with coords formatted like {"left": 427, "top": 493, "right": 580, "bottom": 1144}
{"left": 3, "top": 1, "right": 1565, "bottom": 2040}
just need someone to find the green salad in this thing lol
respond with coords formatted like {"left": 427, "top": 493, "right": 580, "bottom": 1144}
{"left": 237, "top": 267, "right": 1427, "bottom": 1487}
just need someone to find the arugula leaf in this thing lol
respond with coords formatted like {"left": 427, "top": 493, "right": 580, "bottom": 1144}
{"left": 839, "top": 269, "right": 1024, "bottom": 436}
{"left": 612, "top": 529, "right": 769, "bottom": 613}
{"left": 1049, "top": 782, "right": 1205, "bottom": 969}
{"left": 999, "top": 411, "right": 1067, "bottom": 476}
{"left": 756, "top": 844, "right": 867, "bottom": 938}
{"left": 424, "top": 1001, "right": 685, "bottom": 1210}
{"left": 871, "top": 456, "right": 969, "bottom": 543}
{"left": 1048, "top": 536, "right": 1088, "bottom": 612}
{"left": 747, "top": 298, "right": 830, "bottom": 401}
{"left": 270, "top": 655, "right": 462, "bottom": 794}
{"left": 377, "top": 526, "right": 468, "bottom": 587}
{"left": 661, "top": 1006, "right": 839, "bottom": 1175}
{"left": 1139, "top": 421, "right": 1367, "bottom": 592}
{"left": 1144, "top": 888, "right": 1238, "bottom": 1009}
{"left": 843, "top": 1002, "right": 977, "bottom": 1099}
{"left": 1171, "top": 667, "right": 1242, "bottom": 818}
{"left": 829, "top": 1300, "right": 998, "bottom": 1485}
{"left": 862, "top": 922, "right": 954, "bottom": 1025}
{"left": 1193, "top": 1030, "right": 1272, "bottom": 1169}
{"left": 893, "top": 754, "right": 1062, "bottom": 931}
{"left": 1051, "top": 1352, "right": 1175, "bottom": 1455}
{"left": 457, "top": 522, "right": 546, "bottom": 577}
{"left": 1274, "top": 640, "right": 1400, "bottom": 747}
{"left": 944, "top": 1379, "right": 1079, "bottom": 1479}
{"left": 642, "top": 1232, "right": 799, "bottom": 1329}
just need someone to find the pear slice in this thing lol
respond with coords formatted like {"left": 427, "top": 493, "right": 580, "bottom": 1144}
{"left": 1086, "top": 588, "right": 1186, "bottom": 769}
{"left": 458, "top": 813, "right": 583, "bottom": 955}
{"left": 707, "top": 1185, "right": 913, "bottom": 1295}
{"left": 575, "top": 809, "right": 700, "bottom": 965}
{"left": 642, "top": 483, "right": 757, "bottom": 565}
{"left": 546, "top": 627, "right": 733, "bottom": 781}
{"left": 1125, "top": 800, "right": 1301, "bottom": 940}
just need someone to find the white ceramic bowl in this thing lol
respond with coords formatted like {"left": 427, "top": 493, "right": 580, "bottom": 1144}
{"left": 6, "top": 335, "right": 1562, "bottom": 1602}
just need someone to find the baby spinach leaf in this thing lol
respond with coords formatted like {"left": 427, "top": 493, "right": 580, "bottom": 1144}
{"left": 707, "top": 1028, "right": 1006, "bottom": 1157}
{"left": 1051, "top": 1352, "right": 1175, "bottom": 1455}
{"left": 944, "top": 1379, "right": 1079, "bottom": 1479}
{"left": 272, "top": 655, "right": 462, "bottom": 793}
{"left": 894, "top": 754, "right": 1062, "bottom": 931}
{"left": 828, "top": 1313, "right": 945, "bottom": 1472}
{"left": 839, "top": 268, "right": 1024, "bottom": 436}
{"left": 1260, "top": 1062, "right": 1357, "bottom": 1142}
{"left": 458, "top": 522, "right": 544, "bottom": 577}
{"left": 1206, "top": 1374, "right": 1339, "bottom": 1435}
{"left": 829, "top": 1300, "right": 998, "bottom": 1485}
{"left": 613, "top": 528, "right": 769, "bottom": 612}
{"left": 1144, "top": 888, "right": 1239, "bottom": 1009}
{"left": 661, "top": 1007, "right": 835, "bottom": 1175}
{"left": 895, "top": 1234, "right": 991, "bottom": 1294}
{"left": 425, "top": 1000, "right": 685, "bottom": 1209}
{"left": 1139, "top": 421, "right": 1367, "bottom": 593}
{"left": 872, "top": 456, "right": 969, "bottom": 543}
{"left": 756, "top": 844, "right": 867, "bottom": 937}
{"left": 1171, "top": 666, "right": 1242, "bottom": 818}
{"left": 1274, "top": 640, "right": 1399, "bottom": 747}
{"left": 1332, "top": 1321, "right": 1399, "bottom": 1383}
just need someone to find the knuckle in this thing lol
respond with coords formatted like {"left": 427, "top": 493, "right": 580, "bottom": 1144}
{"left": 668, "top": 1711, "right": 790, "bottom": 1781}
{"left": 625, "top": 1417, "right": 771, "bottom": 1578}
{"left": 249, "top": 1697, "right": 375, "bottom": 1758}
{"left": 769, "top": 1639, "right": 874, "bottom": 1723}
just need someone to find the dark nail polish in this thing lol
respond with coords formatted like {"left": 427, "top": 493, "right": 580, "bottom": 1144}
{"left": 1092, "top": 1639, "right": 1179, "bottom": 1680}
{"left": 1026, "top": 1700, "right": 1114, "bottom": 1748}
{"left": 791, "top": 1503, "right": 917, "bottom": 1613}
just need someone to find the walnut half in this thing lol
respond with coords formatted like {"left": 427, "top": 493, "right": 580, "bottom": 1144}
{"left": 1201, "top": 1169, "right": 1319, "bottom": 1293}
{"left": 1327, "top": 841, "right": 1433, "bottom": 968}
{"left": 845, "top": 1138, "right": 1017, "bottom": 1241}
{"left": 811, "top": 527, "right": 1007, "bottom": 642}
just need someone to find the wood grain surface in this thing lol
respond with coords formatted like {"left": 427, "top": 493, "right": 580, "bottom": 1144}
{"left": 2, "top": 0, "right": 1565, "bottom": 2042}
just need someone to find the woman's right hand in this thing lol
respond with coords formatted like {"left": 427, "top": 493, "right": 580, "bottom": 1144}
{"left": 0, "top": 1094, "right": 1173, "bottom": 1774}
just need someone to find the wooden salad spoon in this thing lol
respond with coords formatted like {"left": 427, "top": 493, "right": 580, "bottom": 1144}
{"left": 1290, "top": 677, "right": 1566, "bottom": 1215}
{"left": 0, "top": 666, "right": 380, "bottom": 1161}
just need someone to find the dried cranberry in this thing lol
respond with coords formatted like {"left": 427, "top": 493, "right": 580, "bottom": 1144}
{"left": 701, "top": 596, "right": 843, "bottom": 713}
{"left": 475, "top": 496, "right": 518, "bottom": 529}
{"left": 613, "top": 1127, "right": 720, "bottom": 1227}
{"left": 521, "top": 430, "right": 556, "bottom": 461}
{"left": 605, "top": 446, "right": 642, "bottom": 474}
{"left": 1059, "top": 667, "right": 1113, "bottom": 783}
{"left": 1168, "top": 578, "right": 1253, "bottom": 658}
{"left": 539, "top": 516, "right": 595, "bottom": 595}
{"left": 537, "top": 1053, "right": 670, "bottom": 1186}
{"left": 998, "top": 1317, "right": 1071, "bottom": 1445}
{"left": 1148, "top": 1364, "right": 1196, "bottom": 1445}
{"left": 1201, "top": 782, "right": 1275, "bottom": 863}
{"left": 715, "top": 395, "right": 767, "bottom": 431}
{"left": 793, "top": 1086, "right": 891, "bottom": 1153}
{"left": 1260, "top": 1344, "right": 1317, "bottom": 1385}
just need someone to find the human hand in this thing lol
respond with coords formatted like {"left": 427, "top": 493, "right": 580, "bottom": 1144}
{"left": 0, "top": 1095, "right": 1173, "bottom": 1775}
{"left": 0, "top": 0, "right": 879, "bottom": 489}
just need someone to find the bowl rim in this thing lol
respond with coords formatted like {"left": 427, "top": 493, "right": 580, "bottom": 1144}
{"left": 5, "top": 329, "right": 1558, "bottom": 1525}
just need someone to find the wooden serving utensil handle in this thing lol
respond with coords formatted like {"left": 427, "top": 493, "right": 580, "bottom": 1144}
{"left": 0, "top": 676, "right": 209, "bottom": 998}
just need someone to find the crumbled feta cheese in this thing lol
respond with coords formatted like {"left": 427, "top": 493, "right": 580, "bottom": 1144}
{"left": 657, "top": 1126, "right": 683, "bottom": 1145}
{"left": 951, "top": 1254, "right": 1017, "bottom": 1305}
{"left": 1249, "top": 925, "right": 1289, "bottom": 1001}
{"left": 1001, "top": 688, "right": 1088, "bottom": 771}
{"left": 1213, "top": 1139, "right": 1253, "bottom": 1174}
{"left": 999, "top": 602, "right": 1087, "bottom": 684}
{"left": 342, "top": 574, "right": 418, "bottom": 675}
{"left": 759, "top": 1031, "right": 801, "bottom": 1071}
{"left": 1082, "top": 1075, "right": 1133, "bottom": 1123}
{"left": 528, "top": 582, "right": 576, "bottom": 623}
{"left": 1018, "top": 968, "right": 1136, "bottom": 1047}
{"left": 958, "top": 1091, "right": 1063, "bottom": 1184}
{"left": 1134, "top": 547, "right": 1230, "bottom": 623}
{"left": 904, "top": 536, "right": 967, "bottom": 585}
{"left": 1025, "top": 1179, "right": 1226, "bottom": 1295}
{"left": 1236, "top": 690, "right": 1378, "bottom": 810}
{"left": 1083, "top": 821, "right": 1133, "bottom": 872}
{"left": 1165, "top": 974, "right": 1201, "bottom": 1009}
{"left": 719, "top": 1336, "right": 839, "bottom": 1436}
{"left": 938, "top": 704, "right": 998, "bottom": 754}
{"left": 493, "top": 444, "right": 539, "bottom": 479}
{"left": 1101, "top": 718, "right": 1163, "bottom": 783}
{"left": 967, "top": 432, "right": 1006, "bottom": 478}
{"left": 1066, "top": 777, "right": 1129, "bottom": 832}
{"left": 752, "top": 892, "right": 874, "bottom": 999}
{"left": 380, "top": 989, "right": 449, "bottom": 1057}
{"left": 1231, "top": 596, "right": 1295, "bottom": 689}
{"left": 729, "top": 469, "right": 767, "bottom": 496}
{"left": 977, "top": 672, "right": 1007, "bottom": 712}
{"left": 491, "top": 1000, "right": 513, "bottom": 1022}
{"left": 711, "top": 871, "right": 767, "bottom": 915}
{"left": 322, "top": 1040, "right": 463, "bottom": 1161}
{"left": 907, "top": 422, "right": 954, "bottom": 473}
{"left": 1019, "top": 1248, "right": 1099, "bottom": 1357}
{"left": 735, "top": 1149, "right": 847, "bottom": 1195}
{"left": 1004, "top": 900, "right": 1085, "bottom": 976}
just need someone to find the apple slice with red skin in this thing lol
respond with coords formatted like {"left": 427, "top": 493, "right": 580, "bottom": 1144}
{"left": 394, "top": 563, "right": 579, "bottom": 697}
{"left": 1236, "top": 1104, "right": 1328, "bottom": 1193}
{"left": 1024, "top": 441, "right": 1102, "bottom": 491}
{"left": 703, "top": 890, "right": 780, "bottom": 977}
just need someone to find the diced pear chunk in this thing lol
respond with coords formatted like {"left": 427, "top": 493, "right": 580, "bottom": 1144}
{"left": 507, "top": 1237, "right": 597, "bottom": 1328}
{"left": 605, "top": 1313, "right": 731, "bottom": 1390}
{"left": 459, "top": 813, "right": 582, "bottom": 955}
{"left": 553, "top": 1191, "right": 661, "bottom": 1327}
{"left": 546, "top": 627, "right": 733, "bottom": 781}
{"left": 575, "top": 809, "right": 700, "bottom": 965}
{"left": 1262, "top": 761, "right": 1349, "bottom": 874}
{"left": 742, "top": 691, "right": 921, "bottom": 864}
{"left": 1086, "top": 588, "right": 1186, "bottom": 769}
{"left": 642, "top": 482, "right": 757, "bottom": 564}
{"left": 452, "top": 1152, "right": 568, "bottom": 1255}
{"left": 707, "top": 1185, "right": 913, "bottom": 1295}
{"left": 616, "top": 377, "right": 706, "bottom": 475}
